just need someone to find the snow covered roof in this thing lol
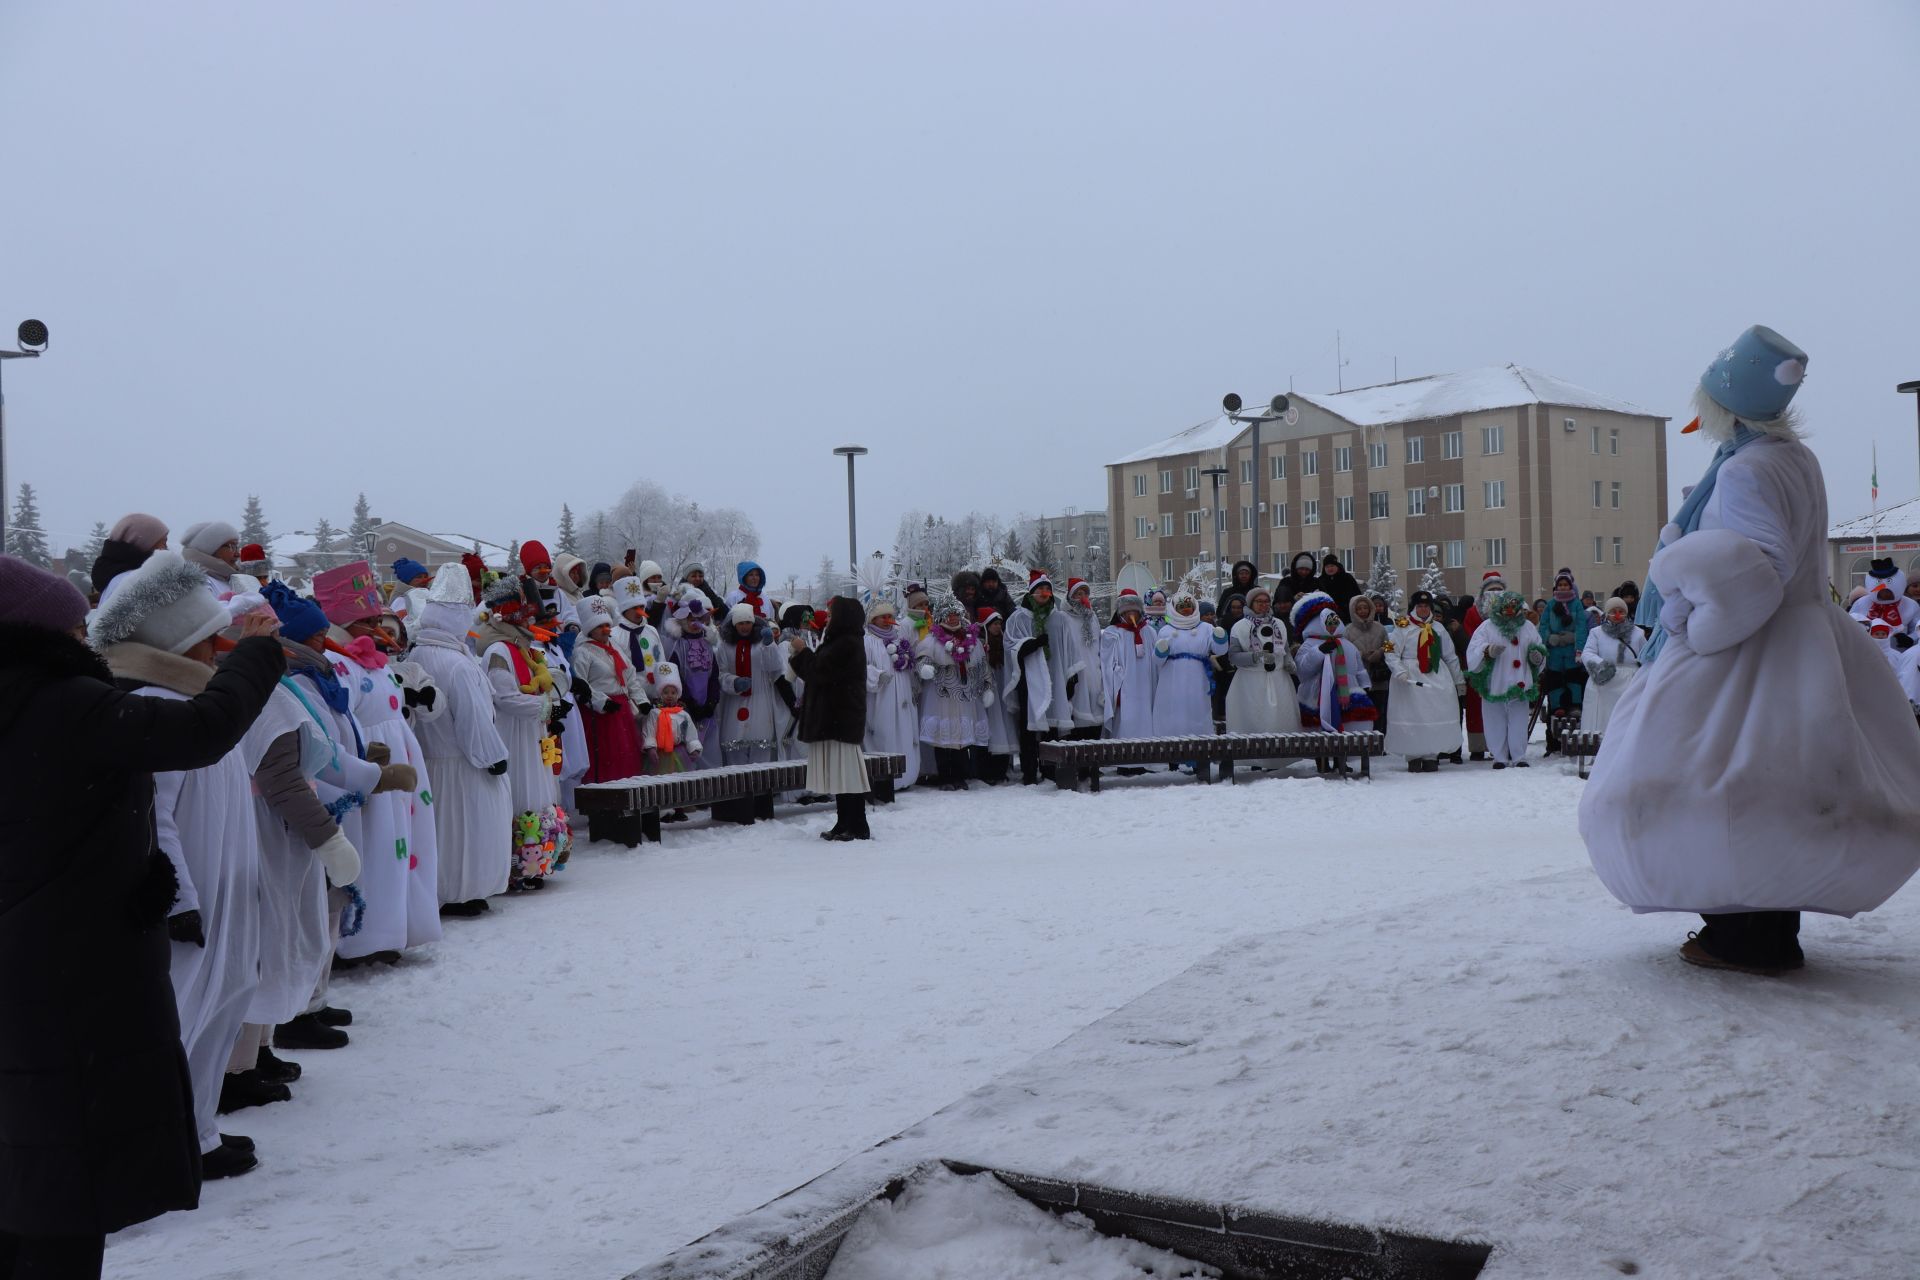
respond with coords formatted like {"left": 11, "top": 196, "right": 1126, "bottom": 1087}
{"left": 1293, "top": 363, "right": 1657, "bottom": 427}
{"left": 1829, "top": 495, "right": 1920, "bottom": 540}
{"left": 1107, "top": 413, "right": 1247, "bottom": 466}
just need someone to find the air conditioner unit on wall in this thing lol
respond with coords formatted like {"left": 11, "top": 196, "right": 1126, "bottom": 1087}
{"left": 1563, "top": 417, "right": 1577, "bottom": 432}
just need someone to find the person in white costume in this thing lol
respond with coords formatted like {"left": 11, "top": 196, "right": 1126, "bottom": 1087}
{"left": 1577, "top": 596, "right": 1644, "bottom": 733}
{"left": 1464, "top": 589, "right": 1544, "bottom": 768}
{"left": 1224, "top": 585, "right": 1300, "bottom": 737}
{"left": 716, "top": 602, "right": 786, "bottom": 765}
{"left": 475, "top": 576, "right": 572, "bottom": 890}
{"left": 975, "top": 610, "right": 1017, "bottom": 783}
{"left": 1048, "top": 578, "right": 1106, "bottom": 739}
{"left": 1384, "top": 589, "right": 1463, "bottom": 772}
{"left": 405, "top": 564, "right": 513, "bottom": 917}
{"left": 1099, "top": 589, "right": 1158, "bottom": 739}
{"left": 862, "top": 598, "right": 922, "bottom": 788}
{"left": 1290, "top": 590, "right": 1377, "bottom": 775}
{"left": 1004, "top": 571, "right": 1067, "bottom": 784}
{"left": 538, "top": 621, "right": 591, "bottom": 820}
{"left": 914, "top": 599, "right": 988, "bottom": 789}
{"left": 1581, "top": 325, "right": 1920, "bottom": 975}
{"left": 1848, "top": 558, "right": 1919, "bottom": 641}
{"left": 609, "top": 575, "right": 669, "bottom": 693}
{"left": 1150, "top": 592, "right": 1226, "bottom": 738}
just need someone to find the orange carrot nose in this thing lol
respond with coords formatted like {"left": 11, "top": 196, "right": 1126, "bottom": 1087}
{"left": 1681, "top": 416, "right": 1701, "bottom": 434}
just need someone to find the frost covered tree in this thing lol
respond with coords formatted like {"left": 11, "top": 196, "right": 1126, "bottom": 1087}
{"left": 5, "top": 484, "right": 51, "bottom": 567}
{"left": 1000, "top": 526, "right": 1022, "bottom": 562}
{"left": 589, "top": 481, "right": 759, "bottom": 588}
{"left": 815, "top": 555, "right": 842, "bottom": 599}
{"left": 308, "top": 516, "right": 342, "bottom": 556}
{"left": 240, "top": 494, "right": 273, "bottom": 558}
{"left": 556, "top": 504, "right": 578, "bottom": 556}
{"left": 1419, "top": 553, "right": 1449, "bottom": 606}
{"left": 349, "top": 492, "right": 376, "bottom": 543}
{"left": 1364, "top": 546, "right": 1403, "bottom": 617}
{"left": 83, "top": 520, "right": 110, "bottom": 564}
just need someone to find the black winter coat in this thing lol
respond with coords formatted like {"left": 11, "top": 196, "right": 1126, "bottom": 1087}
{"left": 89, "top": 539, "right": 151, "bottom": 595}
{"left": 787, "top": 601, "right": 867, "bottom": 746}
{"left": 1315, "top": 568, "right": 1362, "bottom": 621}
{"left": 0, "top": 627, "right": 284, "bottom": 1237}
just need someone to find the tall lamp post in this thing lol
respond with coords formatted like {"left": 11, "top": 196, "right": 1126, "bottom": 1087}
{"left": 1900, "top": 381, "right": 1920, "bottom": 486}
{"left": 0, "top": 320, "right": 50, "bottom": 547}
{"left": 1201, "top": 465, "right": 1229, "bottom": 597}
{"left": 1222, "top": 392, "right": 1293, "bottom": 574}
{"left": 833, "top": 445, "right": 868, "bottom": 592}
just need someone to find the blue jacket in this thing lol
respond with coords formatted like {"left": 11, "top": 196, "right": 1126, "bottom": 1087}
{"left": 1539, "top": 598, "right": 1589, "bottom": 671}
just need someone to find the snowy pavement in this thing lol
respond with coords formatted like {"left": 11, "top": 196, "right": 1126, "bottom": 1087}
{"left": 105, "top": 759, "right": 1920, "bottom": 1279}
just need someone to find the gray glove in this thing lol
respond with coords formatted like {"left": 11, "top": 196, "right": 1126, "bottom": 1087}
{"left": 1592, "top": 663, "right": 1618, "bottom": 686}
{"left": 1549, "top": 631, "right": 1574, "bottom": 647}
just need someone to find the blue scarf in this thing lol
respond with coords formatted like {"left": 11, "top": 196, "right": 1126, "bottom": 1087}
{"left": 1639, "top": 424, "right": 1761, "bottom": 665}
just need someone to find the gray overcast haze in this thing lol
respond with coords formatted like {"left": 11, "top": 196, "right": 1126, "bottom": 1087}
{"left": 4, "top": 1, "right": 1918, "bottom": 576}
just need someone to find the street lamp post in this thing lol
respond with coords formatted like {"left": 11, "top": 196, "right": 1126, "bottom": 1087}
{"left": 1900, "top": 381, "right": 1920, "bottom": 486}
{"left": 1222, "top": 393, "right": 1293, "bottom": 574}
{"left": 0, "top": 320, "right": 50, "bottom": 547}
{"left": 833, "top": 445, "right": 869, "bottom": 592}
{"left": 1201, "top": 465, "right": 1229, "bottom": 597}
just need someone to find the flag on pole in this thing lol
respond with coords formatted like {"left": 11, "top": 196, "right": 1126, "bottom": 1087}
{"left": 1872, "top": 443, "right": 1878, "bottom": 502}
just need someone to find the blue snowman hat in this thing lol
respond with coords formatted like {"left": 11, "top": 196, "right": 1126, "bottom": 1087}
{"left": 1690, "top": 324, "right": 1808, "bottom": 430}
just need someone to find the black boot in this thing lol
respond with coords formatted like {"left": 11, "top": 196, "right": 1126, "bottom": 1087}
{"left": 255, "top": 1047, "right": 302, "bottom": 1084}
{"left": 275, "top": 1014, "right": 349, "bottom": 1051}
{"left": 218, "top": 1070, "right": 292, "bottom": 1114}
{"left": 202, "top": 1140, "right": 259, "bottom": 1180}
{"left": 220, "top": 1133, "right": 255, "bottom": 1152}
{"left": 313, "top": 1005, "right": 353, "bottom": 1027}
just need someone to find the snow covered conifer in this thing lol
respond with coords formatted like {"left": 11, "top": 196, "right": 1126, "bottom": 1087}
{"left": 5, "top": 483, "right": 51, "bottom": 567}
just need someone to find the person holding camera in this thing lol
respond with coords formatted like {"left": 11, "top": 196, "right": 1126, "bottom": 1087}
{"left": 1225, "top": 585, "right": 1300, "bottom": 742}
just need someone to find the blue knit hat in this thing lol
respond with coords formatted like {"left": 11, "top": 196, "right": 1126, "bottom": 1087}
{"left": 391, "top": 557, "right": 430, "bottom": 585}
{"left": 262, "top": 580, "right": 330, "bottom": 642}
{"left": 1699, "top": 325, "right": 1808, "bottom": 424}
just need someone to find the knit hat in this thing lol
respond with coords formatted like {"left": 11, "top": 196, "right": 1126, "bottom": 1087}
{"left": 181, "top": 520, "right": 240, "bottom": 555}
{"left": 519, "top": 540, "right": 552, "bottom": 573}
{"left": 428, "top": 561, "right": 474, "bottom": 605}
{"left": 1115, "top": 588, "right": 1143, "bottom": 614}
{"left": 108, "top": 513, "right": 169, "bottom": 552}
{"left": 727, "top": 602, "right": 757, "bottom": 627}
{"left": 1290, "top": 590, "right": 1338, "bottom": 635}
{"left": 951, "top": 570, "right": 981, "bottom": 596}
{"left": 314, "top": 560, "right": 384, "bottom": 626}
{"left": 637, "top": 559, "right": 665, "bottom": 588}
{"left": 392, "top": 557, "right": 431, "bottom": 585}
{"left": 482, "top": 574, "right": 529, "bottom": 618}
{"left": 89, "top": 551, "right": 229, "bottom": 654}
{"left": 1480, "top": 570, "right": 1505, "bottom": 588}
{"left": 262, "top": 580, "right": 330, "bottom": 642}
{"left": 577, "top": 595, "right": 615, "bottom": 633}
{"left": 867, "top": 597, "right": 897, "bottom": 621}
{"left": 675, "top": 589, "right": 710, "bottom": 620}
{"left": 0, "top": 554, "right": 92, "bottom": 633}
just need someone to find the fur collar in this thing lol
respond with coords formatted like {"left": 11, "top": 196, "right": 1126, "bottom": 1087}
{"left": 0, "top": 622, "right": 113, "bottom": 682}
{"left": 103, "top": 641, "right": 214, "bottom": 695}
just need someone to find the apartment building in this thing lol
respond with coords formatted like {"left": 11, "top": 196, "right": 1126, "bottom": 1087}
{"left": 1031, "top": 509, "right": 1110, "bottom": 582}
{"left": 1105, "top": 364, "right": 1669, "bottom": 599}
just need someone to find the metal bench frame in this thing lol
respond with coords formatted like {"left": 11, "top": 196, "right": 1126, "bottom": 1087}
{"left": 1036, "top": 731, "right": 1385, "bottom": 792}
{"left": 1561, "top": 730, "right": 1602, "bottom": 779}
{"left": 573, "top": 754, "right": 907, "bottom": 846}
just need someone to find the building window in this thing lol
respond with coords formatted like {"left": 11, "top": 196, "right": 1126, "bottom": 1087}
{"left": 1407, "top": 487, "right": 1427, "bottom": 517}
{"left": 1334, "top": 446, "right": 1353, "bottom": 473}
{"left": 1160, "top": 470, "right": 1173, "bottom": 494}
{"left": 1611, "top": 481, "right": 1622, "bottom": 510}
{"left": 1303, "top": 500, "right": 1321, "bottom": 526}
{"left": 1486, "top": 538, "right": 1508, "bottom": 568}
{"left": 1443, "top": 483, "right": 1465, "bottom": 513}
{"left": 1590, "top": 424, "right": 1601, "bottom": 454}
{"left": 1191, "top": 555, "right": 1204, "bottom": 570}
{"left": 1442, "top": 430, "right": 1463, "bottom": 460}
{"left": 1445, "top": 539, "right": 1466, "bottom": 568}
{"left": 1133, "top": 474, "right": 1148, "bottom": 497}
{"left": 1613, "top": 536, "right": 1624, "bottom": 565}
{"left": 1160, "top": 514, "right": 1174, "bottom": 538}
{"left": 1273, "top": 552, "right": 1286, "bottom": 573}
{"left": 1184, "top": 465, "right": 1199, "bottom": 491}
{"left": 1162, "top": 559, "right": 1175, "bottom": 581}
{"left": 1270, "top": 454, "right": 1287, "bottom": 480}
{"left": 1483, "top": 479, "right": 1507, "bottom": 510}
{"left": 1406, "top": 436, "right": 1425, "bottom": 463}
{"left": 1375, "top": 546, "right": 1393, "bottom": 568}
{"left": 1407, "top": 543, "right": 1425, "bottom": 572}
{"left": 1186, "top": 510, "right": 1202, "bottom": 535}
{"left": 1240, "top": 459, "right": 1255, "bottom": 484}
{"left": 1368, "top": 441, "right": 1388, "bottom": 469}
{"left": 1241, "top": 506, "right": 1254, "bottom": 530}
{"left": 1594, "top": 536, "right": 1605, "bottom": 564}
{"left": 1609, "top": 428, "right": 1620, "bottom": 456}
{"left": 1216, "top": 508, "right": 1229, "bottom": 533}
{"left": 1368, "top": 491, "right": 1390, "bottom": 520}
{"left": 1272, "top": 503, "right": 1288, "bottom": 528}
{"left": 1593, "top": 480, "right": 1603, "bottom": 508}
{"left": 1340, "top": 547, "right": 1356, "bottom": 571}
{"left": 1336, "top": 495, "right": 1355, "bottom": 523}
{"left": 1482, "top": 425, "right": 1505, "bottom": 455}
{"left": 1302, "top": 450, "right": 1319, "bottom": 476}
{"left": 1134, "top": 516, "right": 1151, "bottom": 539}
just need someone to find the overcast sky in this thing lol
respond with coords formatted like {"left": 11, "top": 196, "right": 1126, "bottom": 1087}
{"left": 4, "top": 1, "right": 1917, "bottom": 574}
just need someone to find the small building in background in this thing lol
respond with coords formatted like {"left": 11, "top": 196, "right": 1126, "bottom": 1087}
{"left": 1828, "top": 497, "right": 1920, "bottom": 594}
{"left": 287, "top": 521, "right": 476, "bottom": 579}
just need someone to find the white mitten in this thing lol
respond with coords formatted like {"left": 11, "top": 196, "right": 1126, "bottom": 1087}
{"left": 917, "top": 663, "right": 936, "bottom": 681}
{"left": 315, "top": 829, "right": 361, "bottom": 886}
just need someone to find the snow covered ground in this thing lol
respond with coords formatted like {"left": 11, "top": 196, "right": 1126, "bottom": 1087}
{"left": 104, "top": 756, "right": 1920, "bottom": 1279}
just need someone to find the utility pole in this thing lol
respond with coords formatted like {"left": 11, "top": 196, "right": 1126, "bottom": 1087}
{"left": 0, "top": 320, "right": 50, "bottom": 548}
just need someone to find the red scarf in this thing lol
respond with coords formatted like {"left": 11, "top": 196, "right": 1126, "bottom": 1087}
{"left": 1413, "top": 619, "right": 1437, "bottom": 673}
{"left": 1114, "top": 614, "right": 1150, "bottom": 651}
{"left": 590, "top": 636, "right": 629, "bottom": 683}
{"left": 1867, "top": 596, "right": 1907, "bottom": 627}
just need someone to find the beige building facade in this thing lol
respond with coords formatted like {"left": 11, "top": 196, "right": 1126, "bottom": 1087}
{"left": 1105, "top": 364, "right": 1670, "bottom": 601}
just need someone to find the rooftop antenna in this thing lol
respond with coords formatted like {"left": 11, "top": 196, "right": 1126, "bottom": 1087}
{"left": 1336, "top": 330, "right": 1350, "bottom": 392}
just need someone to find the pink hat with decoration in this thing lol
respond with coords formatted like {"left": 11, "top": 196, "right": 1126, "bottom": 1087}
{"left": 314, "top": 560, "right": 384, "bottom": 626}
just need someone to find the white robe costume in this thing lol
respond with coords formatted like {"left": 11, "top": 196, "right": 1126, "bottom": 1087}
{"left": 1048, "top": 598, "right": 1107, "bottom": 731}
{"left": 863, "top": 626, "right": 922, "bottom": 786}
{"left": 1003, "top": 605, "right": 1067, "bottom": 733}
{"left": 1847, "top": 567, "right": 1920, "bottom": 642}
{"left": 979, "top": 650, "right": 1018, "bottom": 759}
{"left": 1224, "top": 614, "right": 1301, "bottom": 736}
{"left": 409, "top": 604, "right": 515, "bottom": 904}
{"left": 1293, "top": 610, "right": 1373, "bottom": 734}
{"left": 914, "top": 626, "right": 988, "bottom": 749}
{"left": 331, "top": 650, "right": 442, "bottom": 957}
{"left": 716, "top": 628, "right": 787, "bottom": 765}
{"left": 482, "top": 631, "right": 567, "bottom": 880}
{"left": 1099, "top": 621, "right": 1159, "bottom": 738}
{"left": 141, "top": 675, "right": 306, "bottom": 1156}
{"left": 1577, "top": 621, "right": 1644, "bottom": 733}
{"left": 540, "top": 638, "right": 591, "bottom": 815}
{"left": 1581, "top": 433, "right": 1920, "bottom": 916}
{"left": 1150, "top": 615, "right": 1225, "bottom": 737}
{"left": 1384, "top": 617, "right": 1464, "bottom": 760}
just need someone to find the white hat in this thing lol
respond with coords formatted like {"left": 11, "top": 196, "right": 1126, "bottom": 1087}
{"left": 182, "top": 521, "right": 240, "bottom": 555}
{"left": 637, "top": 559, "right": 665, "bottom": 586}
{"left": 867, "top": 597, "right": 897, "bottom": 621}
{"left": 652, "top": 661, "right": 681, "bottom": 692}
{"left": 577, "top": 595, "right": 616, "bottom": 633}
{"left": 89, "top": 551, "right": 230, "bottom": 655}
{"left": 427, "top": 561, "right": 473, "bottom": 605}
{"left": 727, "top": 602, "right": 757, "bottom": 627}
{"left": 609, "top": 576, "right": 648, "bottom": 614}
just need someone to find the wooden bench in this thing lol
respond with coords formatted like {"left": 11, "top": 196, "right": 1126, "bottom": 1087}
{"left": 573, "top": 754, "right": 907, "bottom": 846}
{"left": 1561, "top": 730, "right": 1602, "bottom": 779}
{"left": 1036, "top": 731, "right": 1385, "bottom": 792}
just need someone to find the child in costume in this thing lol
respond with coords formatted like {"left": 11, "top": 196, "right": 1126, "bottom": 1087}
{"left": 608, "top": 576, "right": 668, "bottom": 691}
{"left": 664, "top": 589, "right": 722, "bottom": 765}
{"left": 1465, "top": 588, "right": 1546, "bottom": 768}
{"left": 572, "top": 595, "right": 649, "bottom": 784}
{"left": 642, "top": 663, "right": 703, "bottom": 822}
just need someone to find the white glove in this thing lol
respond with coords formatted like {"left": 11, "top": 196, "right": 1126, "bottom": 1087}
{"left": 917, "top": 663, "right": 936, "bottom": 681}
{"left": 1487, "top": 642, "right": 1505, "bottom": 657}
{"left": 983, "top": 689, "right": 996, "bottom": 708}
{"left": 315, "top": 829, "right": 361, "bottom": 886}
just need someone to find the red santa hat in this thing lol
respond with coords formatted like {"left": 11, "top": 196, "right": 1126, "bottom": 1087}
{"left": 1027, "top": 569, "right": 1053, "bottom": 591}
{"left": 1065, "top": 577, "right": 1089, "bottom": 600}
{"left": 239, "top": 543, "right": 266, "bottom": 563}
{"left": 519, "top": 540, "right": 552, "bottom": 573}
{"left": 1115, "top": 588, "right": 1143, "bottom": 614}
{"left": 975, "top": 606, "right": 1001, "bottom": 627}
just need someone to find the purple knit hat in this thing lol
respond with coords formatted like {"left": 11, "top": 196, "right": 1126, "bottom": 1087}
{"left": 0, "top": 555, "right": 91, "bottom": 632}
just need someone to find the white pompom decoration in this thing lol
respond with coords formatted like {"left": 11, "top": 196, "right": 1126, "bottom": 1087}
{"left": 1774, "top": 358, "right": 1805, "bottom": 386}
